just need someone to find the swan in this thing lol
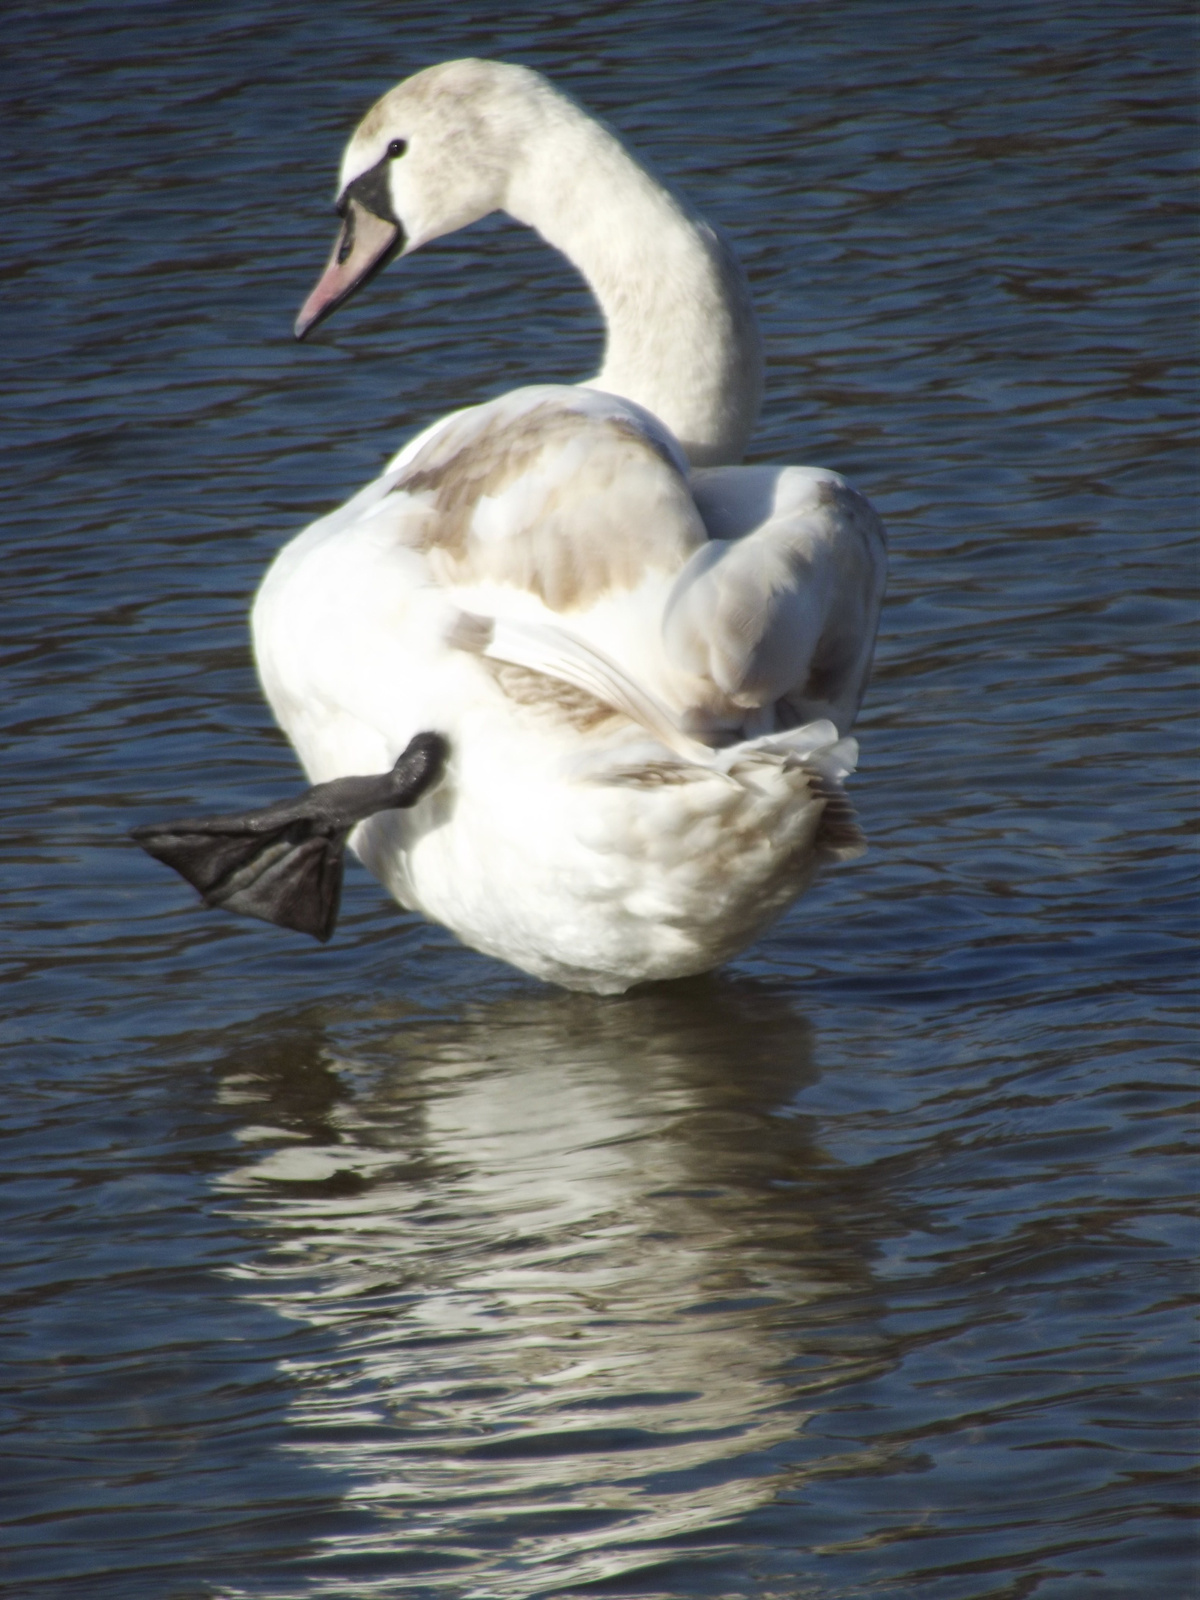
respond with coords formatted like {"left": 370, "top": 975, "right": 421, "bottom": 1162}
{"left": 134, "top": 59, "right": 886, "bottom": 995}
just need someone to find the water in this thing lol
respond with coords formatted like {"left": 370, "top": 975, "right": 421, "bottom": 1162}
{"left": 2, "top": 2, "right": 1196, "bottom": 1595}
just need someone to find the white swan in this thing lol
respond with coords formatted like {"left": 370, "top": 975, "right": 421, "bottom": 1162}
{"left": 136, "top": 59, "right": 886, "bottom": 995}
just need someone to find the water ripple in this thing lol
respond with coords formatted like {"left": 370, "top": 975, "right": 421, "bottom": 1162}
{"left": 1, "top": 2, "right": 1194, "bottom": 1596}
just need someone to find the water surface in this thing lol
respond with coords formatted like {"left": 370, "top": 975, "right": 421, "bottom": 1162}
{"left": 2, "top": 2, "right": 1196, "bottom": 1596}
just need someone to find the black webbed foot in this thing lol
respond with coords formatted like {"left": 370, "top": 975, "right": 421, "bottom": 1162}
{"left": 132, "top": 732, "right": 447, "bottom": 942}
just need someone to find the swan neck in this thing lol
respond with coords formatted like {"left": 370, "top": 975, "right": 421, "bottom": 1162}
{"left": 504, "top": 101, "right": 763, "bottom": 467}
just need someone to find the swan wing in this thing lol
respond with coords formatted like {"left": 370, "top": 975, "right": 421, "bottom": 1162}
{"left": 446, "top": 610, "right": 716, "bottom": 764}
{"left": 254, "top": 385, "right": 708, "bottom": 775}
{"left": 258, "top": 392, "right": 883, "bottom": 797}
{"left": 664, "top": 465, "right": 887, "bottom": 734}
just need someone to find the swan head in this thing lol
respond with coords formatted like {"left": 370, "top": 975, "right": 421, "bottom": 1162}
{"left": 295, "top": 59, "right": 552, "bottom": 339}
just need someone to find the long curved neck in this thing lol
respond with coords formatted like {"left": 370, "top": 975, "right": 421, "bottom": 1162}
{"left": 503, "top": 95, "right": 763, "bottom": 467}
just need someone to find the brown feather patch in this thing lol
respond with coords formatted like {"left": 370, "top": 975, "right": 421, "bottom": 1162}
{"left": 485, "top": 660, "right": 623, "bottom": 734}
{"left": 392, "top": 402, "right": 706, "bottom": 611}
{"left": 808, "top": 774, "right": 868, "bottom": 862}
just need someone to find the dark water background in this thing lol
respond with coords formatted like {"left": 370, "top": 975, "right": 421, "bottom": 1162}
{"left": 2, "top": 2, "right": 1196, "bottom": 1596}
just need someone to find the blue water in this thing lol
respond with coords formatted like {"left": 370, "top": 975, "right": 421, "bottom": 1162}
{"left": 2, "top": 2, "right": 1196, "bottom": 1596}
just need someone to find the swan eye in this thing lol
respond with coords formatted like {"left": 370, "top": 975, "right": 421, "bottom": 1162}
{"left": 387, "top": 139, "right": 407, "bottom": 159}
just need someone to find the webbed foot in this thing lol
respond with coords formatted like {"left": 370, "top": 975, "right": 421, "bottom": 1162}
{"left": 132, "top": 732, "right": 447, "bottom": 942}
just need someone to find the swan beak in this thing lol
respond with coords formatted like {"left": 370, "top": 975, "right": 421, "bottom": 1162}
{"left": 294, "top": 198, "right": 403, "bottom": 340}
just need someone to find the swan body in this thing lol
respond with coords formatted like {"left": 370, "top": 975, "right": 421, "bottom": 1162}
{"left": 252, "top": 60, "right": 886, "bottom": 994}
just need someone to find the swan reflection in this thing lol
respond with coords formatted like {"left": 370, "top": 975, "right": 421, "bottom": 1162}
{"left": 215, "top": 980, "right": 886, "bottom": 1593}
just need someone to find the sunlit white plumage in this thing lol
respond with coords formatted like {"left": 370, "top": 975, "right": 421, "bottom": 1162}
{"left": 253, "top": 60, "right": 886, "bottom": 993}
